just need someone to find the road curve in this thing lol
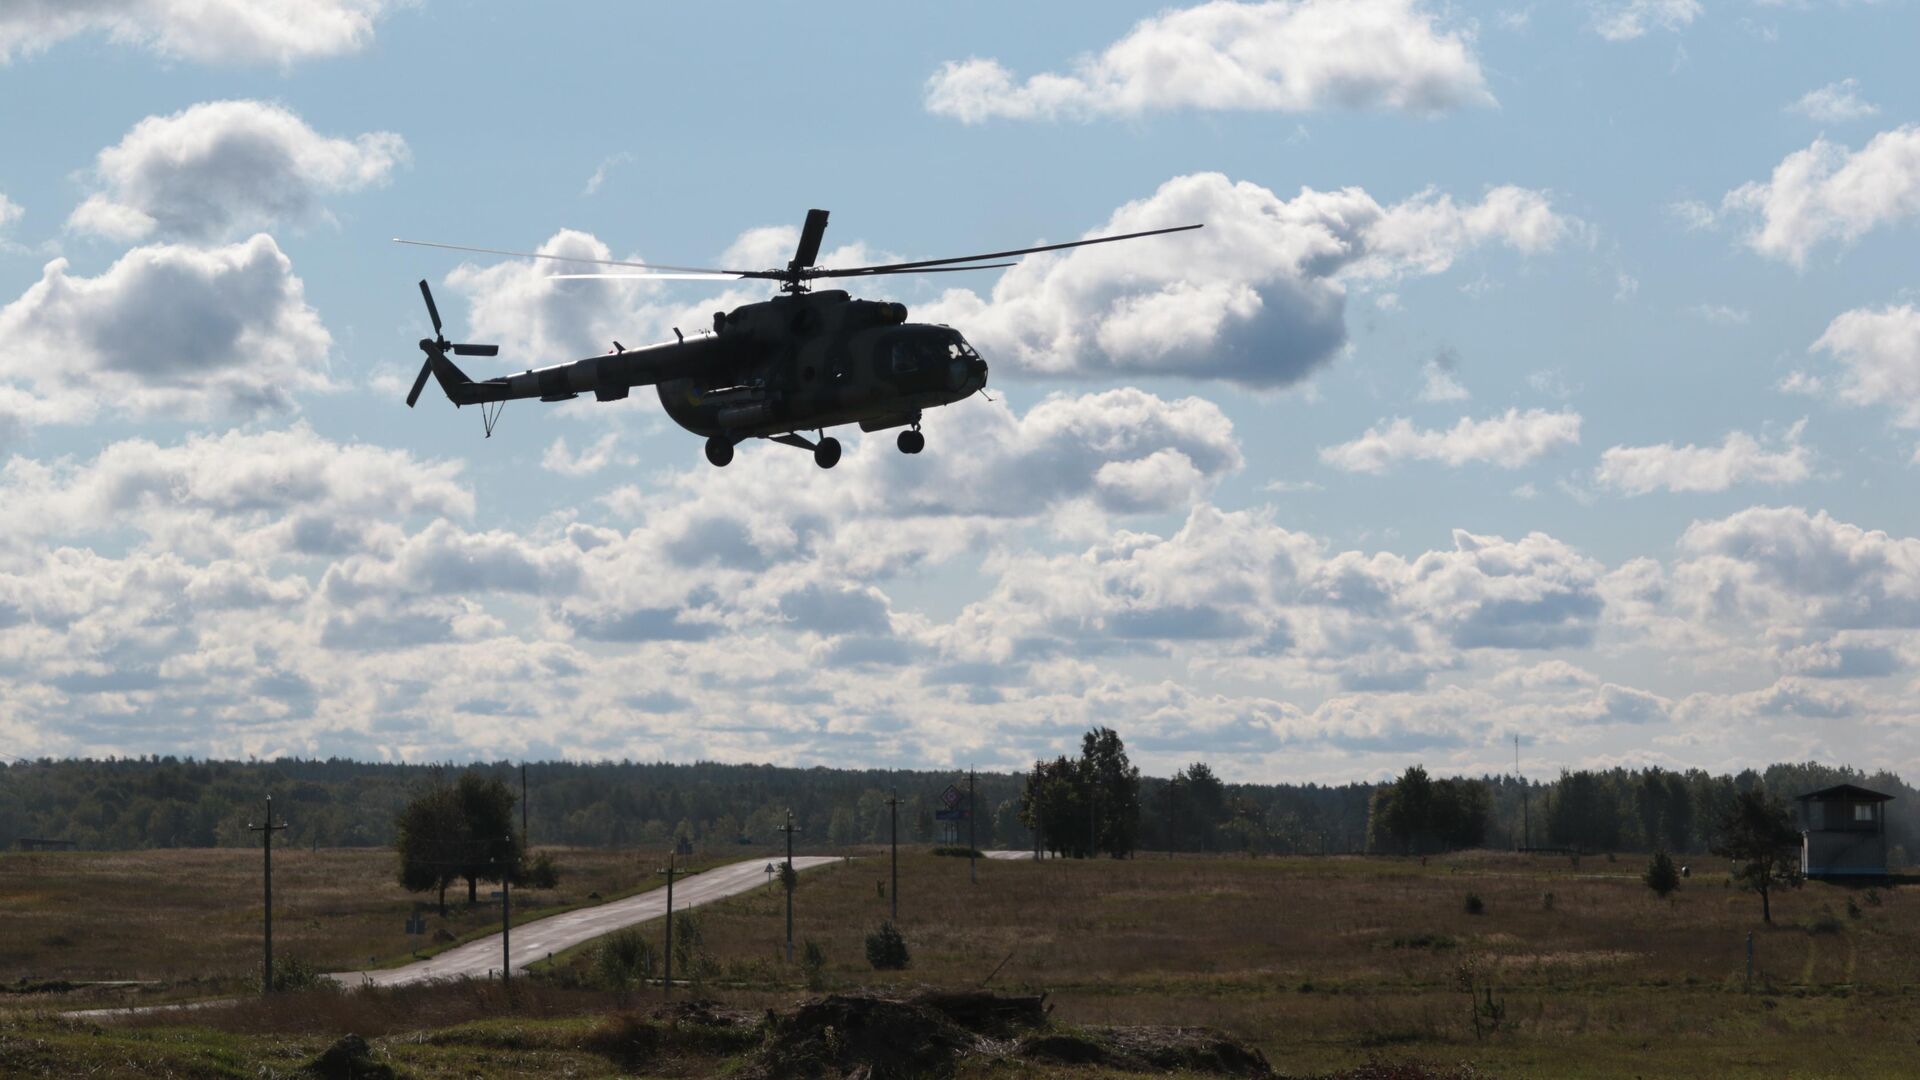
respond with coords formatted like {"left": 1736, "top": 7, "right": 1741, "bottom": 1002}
{"left": 331, "top": 855, "right": 841, "bottom": 987}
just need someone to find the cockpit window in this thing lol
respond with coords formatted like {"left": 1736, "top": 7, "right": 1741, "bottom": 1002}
{"left": 891, "top": 341, "right": 921, "bottom": 374}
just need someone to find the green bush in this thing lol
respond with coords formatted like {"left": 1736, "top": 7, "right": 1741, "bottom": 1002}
{"left": 596, "top": 928, "right": 655, "bottom": 991}
{"left": 1643, "top": 849, "right": 1681, "bottom": 898}
{"left": 270, "top": 955, "right": 322, "bottom": 992}
{"left": 930, "top": 845, "right": 982, "bottom": 858}
{"left": 865, "top": 921, "right": 910, "bottom": 970}
{"left": 801, "top": 939, "right": 828, "bottom": 991}
{"left": 527, "top": 851, "right": 560, "bottom": 890}
{"left": 1463, "top": 892, "right": 1485, "bottom": 916}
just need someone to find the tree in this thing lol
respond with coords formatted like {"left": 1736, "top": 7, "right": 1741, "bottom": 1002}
{"left": 1367, "top": 767, "right": 1489, "bottom": 854}
{"left": 1643, "top": 849, "right": 1680, "bottom": 898}
{"left": 1180, "top": 763, "right": 1227, "bottom": 850}
{"left": 394, "top": 770, "right": 523, "bottom": 914}
{"left": 1081, "top": 727, "right": 1141, "bottom": 858}
{"left": 454, "top": 772, "right": 522, "bottom": 904}
{"left": 394, "top": 782, "right": 466, "bottom": 916}
{"left": 1710, "top": 790, "right": 1802, "bottom": 923}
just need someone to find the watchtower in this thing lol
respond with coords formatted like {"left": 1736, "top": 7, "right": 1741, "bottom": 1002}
{"left": 1795, "top": 783, "right": 1892, "bottom": 879}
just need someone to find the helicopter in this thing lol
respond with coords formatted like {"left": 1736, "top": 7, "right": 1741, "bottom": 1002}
{"left": 398, "top": 210, "right": 1201, "bottom": 468}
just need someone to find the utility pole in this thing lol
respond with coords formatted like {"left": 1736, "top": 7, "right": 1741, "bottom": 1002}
{"left": 777, "top": 810, "right": 802, "bottom": 963}
{"left": 968, "top": 768, "right": 977, "bottom": 885}
{"left": 657, "top": 852, "right": 695, "bottom": 999}
{"left": 247, "top": 796, "right": 289, "bottom": 996}
{"left": 498, "top": 838, "right": 514, "bottom": 984}
{"left": 521, "top": 763, "right": 528, "bottom": 844}
{"left": 886, "top": 789, "right": 899, "bottom": 920}
{"left": 1517, "top": 734, "right": 1530, "bottom": 852}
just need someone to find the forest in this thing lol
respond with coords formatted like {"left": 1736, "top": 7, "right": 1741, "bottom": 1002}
{"left": 0, "top": 751, "right": 1912, "bottom": 861}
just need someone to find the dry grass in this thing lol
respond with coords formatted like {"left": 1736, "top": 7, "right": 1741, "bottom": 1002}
{"left": 0, "top": 845, "right": 763, "bottom": 997}
{"left": 9, "top": 846, "right": 1920, "bottom": 1077}
{"left": 672, "top": 849, "right": 1920, "bottom": 1076}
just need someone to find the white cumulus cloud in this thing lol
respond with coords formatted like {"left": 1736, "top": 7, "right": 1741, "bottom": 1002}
{"left": 0, "top": 235, "right": 331, "bottom": 431}
{"left": 1788, "top": 79, "right": 1879, "bottom": 124}
{"left": 918, "top": 173, "right": 1576, "bottom": 388}
{"left": 1809, "top": 304, "right": 1920, "bottom": 426}
{"left": 1722, "top": 126, "right": 1920, "bottom": 266}
{"left": 1595, "top": 421, "right": 1812, "bottom": 495}
{"left": 68, "top": 100, "right": 406, "bottom": 242}
{"left": 0, "top": 0, "right": 389, "bottom": 66}
{"left": 1320, "top": 408, "right": 1582, "bottom": 473}
{"left": 925, "top": 0, "right": 1492, "bottom": 123}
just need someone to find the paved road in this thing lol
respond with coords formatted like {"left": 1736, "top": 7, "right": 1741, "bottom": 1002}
{"left": 982, "top": 849, "right": 1034, "bottom": 860}
{"left": 331, "top": 855, "right": 841, "bottom": 987}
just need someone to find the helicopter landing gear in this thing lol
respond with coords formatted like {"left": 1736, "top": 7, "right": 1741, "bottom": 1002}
{"left": 704, "top": 436, "right": 735, "bottom": 467}
{"left": 813, "top": 436, "right": 842, "bottom": 469}
{"left": 897, "top": 428, "right": 925, "bottom": 455}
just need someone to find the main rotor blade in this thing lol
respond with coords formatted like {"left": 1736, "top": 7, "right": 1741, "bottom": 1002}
{"left": 816, "top": 262, "right": 1019, "bottom": 278}
{"left": 405, "top": 357, "right": 433, "bottom": 408}
{"left": 394, "top": 238, "right": 767, "bottom": 277}
{"left": 545, "top": 272, "right": 761, "bottom": 281}
{"left": 418, "top": 279, "right": 443, "bottom": 334}
{"left": 791, "top": 208, "right": 829, "bottom": 270}
{"left": 808, "top": 223, "right": 1203, "bottom": 278}
{"left": 450, "top": 343, "right": 499, "bottom": 356}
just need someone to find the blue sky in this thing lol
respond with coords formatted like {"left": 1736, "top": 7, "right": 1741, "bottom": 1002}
{"left": 3, "top": 0, "right": 1920, "bottom": 782}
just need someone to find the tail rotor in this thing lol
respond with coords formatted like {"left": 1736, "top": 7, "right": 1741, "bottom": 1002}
{"left": 407, "top": 280, "right": 498, "bottom": 407}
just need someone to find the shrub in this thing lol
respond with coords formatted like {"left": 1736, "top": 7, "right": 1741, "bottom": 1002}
{"left": 270, "top": 955, "right": 322, "bottom": 992}
{"left": 596, "top": 928, "right": 655, "bottom": 991}
{"left": 526, "top": 852, "right": 560, "bottom": 890}
{"left": 1541, "top": 891, "right": 1556, "bottom": 912}
{"left": 930, "top": 845, "right": 982, "bottom": 858}
{"left": 1846, "top": 896, "right": 1863, "bottom": 920}
{"left": 865, "top": 921, "right": 911, "bottom": 970}
{"left": 800, "top": 940, "right": 828, "bottom": 991}
{"left": 1865, "top": 887, "right": 1883, "bottom": 907}
{"left": 1463, "top": 891, "right": 1485, "bottom": 916}
{"left": 1643, "top": 850, "right": 1681, "bottom": 898}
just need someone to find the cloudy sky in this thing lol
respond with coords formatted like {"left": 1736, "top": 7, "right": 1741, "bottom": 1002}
{"left": 3, "top": 0, "right": 1919, "bottom": 782}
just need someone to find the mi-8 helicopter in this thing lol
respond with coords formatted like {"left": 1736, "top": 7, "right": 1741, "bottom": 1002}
{"left": 398, "top": 210, "right": 1200, "bottom": 468}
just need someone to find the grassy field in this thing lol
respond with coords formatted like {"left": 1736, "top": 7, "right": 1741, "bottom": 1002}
{"left": 3, "top": 846, "right": 1916, "bottom": 1077}
{"left": 0, "top": 845, "right": 761, "bottom": 998}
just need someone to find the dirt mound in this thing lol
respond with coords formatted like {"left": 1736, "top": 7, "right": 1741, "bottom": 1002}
{"left": 746, "top": 993, "right": 977, "bottom": 1079}
{"left": 742, "top": 991, "right": 1268, "bottom": 1079}
{"left": 306, "top": 1033, "right": 396, "bottom": 1079}
{"left": 1018, "top": 1026, "right": 1272, "bottom": 1077}
{"left": 905, "top": 988, "right": 1047, "bottom": 1037}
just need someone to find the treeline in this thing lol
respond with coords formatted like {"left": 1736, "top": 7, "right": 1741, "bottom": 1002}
{"left": 0, "top": 754, "right": 1911, "bottom": 859}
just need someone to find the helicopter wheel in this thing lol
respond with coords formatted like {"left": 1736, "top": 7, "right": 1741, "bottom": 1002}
{"left": 897, "top": 429, "right": 925, "bottom": 455}
{"left": 704, "top": 437, "right": 734, "bottom": 467}
{"left": 813, "top": 436, "right": 842, "bottom": 469}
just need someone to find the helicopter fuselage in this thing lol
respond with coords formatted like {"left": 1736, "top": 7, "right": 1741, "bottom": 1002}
{"left": 657, "top": 291, "right": 987, "bottom": 440}
{"left": 440, "top": 289, "right": 987, "bottom": 455}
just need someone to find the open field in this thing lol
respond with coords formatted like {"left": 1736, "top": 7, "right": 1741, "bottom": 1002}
{"left": 5, "top": 847, "right": 1918, "bottom": 1077}
{"left": 0, "top": 845, "right": 765, "bottom": 1001}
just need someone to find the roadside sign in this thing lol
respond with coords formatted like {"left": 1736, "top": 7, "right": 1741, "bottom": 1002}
{"left": 935, "top": 808, "right": 970, "bottom": 821}
{"left": 940, "top": 784, "right": 964, "bottom": 809}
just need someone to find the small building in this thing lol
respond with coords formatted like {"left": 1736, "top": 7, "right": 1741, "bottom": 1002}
{"left": 1795, "top": 783, "right": 1892, "bottom": 879}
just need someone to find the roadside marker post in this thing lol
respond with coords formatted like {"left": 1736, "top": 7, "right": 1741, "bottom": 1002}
{"left": 246, "top": 796, "right": 289, "bottom": 996}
